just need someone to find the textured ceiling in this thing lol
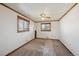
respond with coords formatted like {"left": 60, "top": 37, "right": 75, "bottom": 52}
{"left": 5, "top": 3, "right": 74, "bottom": 22}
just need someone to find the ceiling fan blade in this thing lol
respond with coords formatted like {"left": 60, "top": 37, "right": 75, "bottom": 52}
{"left": 45, "top": 16, "right": 51, "bottom": 18}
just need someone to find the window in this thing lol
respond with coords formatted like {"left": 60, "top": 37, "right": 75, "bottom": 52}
{"left": 17, "top": 16, "right": 29, "bottom": 32}
{"left": 41, "top": 23, "right": 51, "bottom": 31}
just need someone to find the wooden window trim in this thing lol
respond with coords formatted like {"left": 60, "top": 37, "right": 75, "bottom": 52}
{"left": 41, "top": 23, "right": 51, "bottom": 31}
{"left": 17, "top": 15, "right": 30, "bottom": 33}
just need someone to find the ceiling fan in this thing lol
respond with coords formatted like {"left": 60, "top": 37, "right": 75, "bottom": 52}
{"left": 39, "top": 13, "right": 51, "bottom": 20}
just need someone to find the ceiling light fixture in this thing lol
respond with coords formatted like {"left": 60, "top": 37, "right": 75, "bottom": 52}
{"left": 40, "top": 13, "right": 51, "bottom": 20}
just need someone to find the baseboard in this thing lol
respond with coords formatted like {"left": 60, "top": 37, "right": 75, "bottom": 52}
{"left": 59, "top": 39, "right": 77, "bottom": 56}
{"left": 59, "top": 40, "right": 74, "bottom": 56}
{"left": 6, "top": 38, "right": 75, "bottom": 56}
{"left": 36, "top": 37, "right": 59, "bottom": 40}
{"left": 6, "top": 38, "right": 35, "bottom": 56}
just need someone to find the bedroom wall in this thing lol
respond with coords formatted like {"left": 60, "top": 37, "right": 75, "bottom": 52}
{"left": 36, "top": 21, "right": 60, "bottom": 39}
{"left": 0, "top": 4, "right": 35, "bottom": 55}
{"left": 60, "top": 4, "right": 79, "bottom": 55}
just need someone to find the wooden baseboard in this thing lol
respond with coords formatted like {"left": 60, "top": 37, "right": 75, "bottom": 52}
{"left": 36, "top": 37, "right": 59, "bottom": 40}
{"left": 59, "top": 40, "right": 74, "bottom": 56}
{"left": 6, "top": 39, "right": 35, "bottom": 56}
{"left": 5, "top": 38, "right": 74, "bottom": 56}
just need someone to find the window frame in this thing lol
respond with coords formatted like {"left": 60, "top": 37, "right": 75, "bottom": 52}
{"left": 41, "top": 23, "right": 51, "bottom": 31}
{"left": 17, "top": 15, "right": 30, "bottom": 33}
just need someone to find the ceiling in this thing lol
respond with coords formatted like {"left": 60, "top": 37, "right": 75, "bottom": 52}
{"left": 4, "top": 3, "right": 75, "bottom": 22}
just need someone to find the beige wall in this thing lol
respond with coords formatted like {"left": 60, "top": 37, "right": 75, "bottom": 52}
{"left": 36, "top": 21, "right": 60, "bottom": 39}
{"left": 60, "top": 4, "right": 79, "bottom": 56}
{"left": 0, "top": 5, "right": 35, "bottom": 55}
